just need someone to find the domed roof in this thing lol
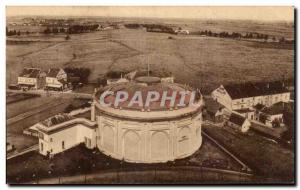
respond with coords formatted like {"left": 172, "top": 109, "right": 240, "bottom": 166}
{"left": 95, "top": 80, "right": 200, "bottom": 111}
{"left": 135, "top": 76, "right": 161, "bottom": 84}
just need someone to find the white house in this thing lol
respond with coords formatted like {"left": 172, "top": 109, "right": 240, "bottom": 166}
{"left": 17, "top": 68, "right": 45, "bottom": 90}
{"left": 211, "top": 81, "right": 290, "bottom": 110}
{"left": 175, "top": 29, "right": 190, "bottom": 35}
{"left": 36, "top": 114, "right": 97, "bottom": 156}
{"left": 45, "top": 68, "right": 68, "bottom": 91}
{"left": 227, "top": 113, "right": 251, "bottom": 133}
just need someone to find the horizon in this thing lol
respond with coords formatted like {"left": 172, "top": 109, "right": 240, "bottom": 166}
{"left": 6, "top": 6, "right": 294, "bottom": 22}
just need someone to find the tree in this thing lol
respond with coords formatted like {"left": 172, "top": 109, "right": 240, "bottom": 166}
{"left": 44, "top": 27, "right": 51, "bottom": 34}
{"left": 279, "top": 37, "right": 286, "bottom": 43}
{"left": 65, "top": 35, "right": 70, "bottom": 40}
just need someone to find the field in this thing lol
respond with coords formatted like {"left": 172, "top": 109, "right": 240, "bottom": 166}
{"left": 202, "top": 124, "right": 294, "bottom": 182}
{"left": 6, "top": 95, "right": 76, "bottom": 152}
{"left": 6, "top": 19, "right": 294, "bottom": 93}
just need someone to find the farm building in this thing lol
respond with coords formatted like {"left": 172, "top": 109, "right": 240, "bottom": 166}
{"left": 234, "top": 108, "right": 256, "bottom": 121}
{"left": 45, "top": 68, "right": 68, "bottom": 91}
{"left": 227, "top": 113, "right": 251, "bottom": 133}
{"left": 258, "top": 102, "right": 293, "bottom": 128}
{"left": 36, "top": 76, "right": 203, "bottom": 163}
{"left": 211, "top": 81, "right": 290, "bottom": 110}
{"left": 175, "top": 29, "right": 190, "bottom": 35}
{"left": 203, "top": 98, "right": 228, "bottom": 123}
{"left": 17, "top": 68, "right": 46, "bottom": 90}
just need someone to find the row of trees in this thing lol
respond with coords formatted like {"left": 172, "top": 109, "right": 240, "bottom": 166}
{"left": 195, "top": 29, "right": 293, "bottom": 44}
{"left": 125, "top": 23, "right": 175, "bottom": 34}
{"left": 44, "top": 24, "right": 99, "bottom": 34}
{"left": 64, "top": 67, "right": 91, "bottom": 84}
{"left": 6, "top": 27, "right": 29, "bottom": 36}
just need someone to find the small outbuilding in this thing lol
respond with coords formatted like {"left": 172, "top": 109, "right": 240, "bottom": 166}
{"left": 227, "top": 113, "right": 251, "bottom": 133}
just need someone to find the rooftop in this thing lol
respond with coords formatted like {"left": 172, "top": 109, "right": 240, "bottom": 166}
{"left": 261, "top": 101, "right": 294, "bottom": 115}
{"left": 234, "top": 108, "right": 254, "bottom": 114}
{"left": 47, "top": 68, "right": 61, "bottom": 78}
{"left": 228, "top": 113, "right": 246, "bottom": 126}
{"left": 223, "top": 81, "right": 289, "bottom": 99}
{"left": 19, "top": 68, "right": 41, "bottom": 78}
{"left": 95, "top": 80, "right": 201, "bottom": 111}
{"left": 41, "top": 114, "right": 75, "bottom": 127}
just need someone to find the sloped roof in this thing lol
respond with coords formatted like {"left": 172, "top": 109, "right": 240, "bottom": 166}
{"left": 224, "top": 81, "right": 289, "bottom": 99}
{"left": 47, "top": 68, "right": 61, "bottom": 78}
{"left": 262, "top": 101, "right": 294, "bottom": 115}
{"left": 234, "top": 108, "right": 254, "bottom": 114}
{"left": 228, "top": 113, "right": 246, "bottom": 126}
{"left": 204, "top": 98, "right": 224, "bottom": 114}
{"left": 41, "top": 114, "right": 75, "bottom": 127}
{"left": 19, "top": 68, "right": 41, "bottom": 78}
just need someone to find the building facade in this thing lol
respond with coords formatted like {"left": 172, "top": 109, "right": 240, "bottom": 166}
{"left": 227, "top": 113, "right": 251, "bottom": 133}
{"left": 212, "top": 82, "right": 290, "bottom": 111}
{"left": 17, "top": 68, "right": 45, "bottom": 89}
{"left": 45, "top": 68, "right": 68, "bottom": 91}
{"left": 37, "top": 115, "right": 97, "bottom": 156}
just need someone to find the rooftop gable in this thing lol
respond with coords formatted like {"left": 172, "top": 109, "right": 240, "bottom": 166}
{"left": 224, "top": 81, "right": 289, "bottom": 100}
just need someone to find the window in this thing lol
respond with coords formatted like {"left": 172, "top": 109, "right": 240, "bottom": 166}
{"left": 50, "top": 138, "right": 53, "bottom": 142}
{"left": 62, "top": 141, "right": 65, "bottom": 150}
{"left": 84, "top": 137, "right": 88, "bottom": 145}
{"left": 38, "top": 132, "right": 44, "bottom": 140}
{"left": 88, "top": 139, "right": 91, "bottom": 148}
{"left": 40, "top": 142, "right": 43, "bottom": 152}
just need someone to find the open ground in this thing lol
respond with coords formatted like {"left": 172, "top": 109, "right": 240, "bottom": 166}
{"left": 7, "top": 19, "right": 294, "bottom": 94}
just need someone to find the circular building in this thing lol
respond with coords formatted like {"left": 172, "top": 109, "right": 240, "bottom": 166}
{"left": 91, "top": 77, "right": 203, "bottom": 163}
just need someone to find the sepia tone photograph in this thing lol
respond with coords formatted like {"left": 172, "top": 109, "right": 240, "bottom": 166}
{"left": 5, "top": 6, "right": 295, "bottom": 184}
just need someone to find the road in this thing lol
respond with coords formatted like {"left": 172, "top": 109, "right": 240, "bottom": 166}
{"left": 7, "top": 89, "right": 92, "bottom": 99}
{"left": 7, "top": 94, "right": 76, "bottom": 153}
{"left": 7, "top": 144, "right": 38, "bottom": 160}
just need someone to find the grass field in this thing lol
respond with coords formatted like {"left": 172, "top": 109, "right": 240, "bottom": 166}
{"left": 6, "top": 19, "right": 294, "bottom": 94}
{"left": 202, "top": 124, "right": 294, "bottom": 182}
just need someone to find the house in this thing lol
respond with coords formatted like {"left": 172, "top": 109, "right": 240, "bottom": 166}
{"left": 234, "top": 108, "right": 255, "bottom": 121}
{"left": 203, "top": 98, "right": 228, "bottom": 123}
{"left": 211, "top": 81, "right": 290, "bottom": 110}
{"left": 36, "top": 114, "right": 97, "bottom": 156}
{"left": 258, "top": 102, "right": 293, "bottom": 128}
{"left": 227, "top": 113, "right": 251, "bottom": 133}
{"left": 175, "top": 29, "right": 190, "bottom": 35}
{"left": 17, "top": 68, "right": 45, "bottom": 90}
{"left": 45, "top": 68, "right": 68, "bottom": 91}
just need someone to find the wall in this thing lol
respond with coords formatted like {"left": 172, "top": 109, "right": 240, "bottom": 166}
{"left": 211, "top": 85, "right": 232, "bottom": 110}
{"left": 38, "top": 124, "right": 96, "bottom": 156}
{"left": 97, "top": 112, "right": 202, "bottom": 163}
{"left": 17, "top": 77, "right": 37, "bottom": 88}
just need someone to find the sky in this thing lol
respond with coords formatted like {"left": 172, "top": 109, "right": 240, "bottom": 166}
{"left": 6, "top": 6, "right": 294, "bottom": 22}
